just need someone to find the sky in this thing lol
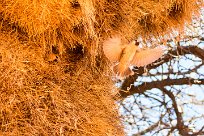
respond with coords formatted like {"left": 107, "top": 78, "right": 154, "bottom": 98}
{"left": 119, "top": 9, "right": 204, "bottom": 136}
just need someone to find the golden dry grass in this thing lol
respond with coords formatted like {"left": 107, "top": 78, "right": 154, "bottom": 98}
{"left": 0, "top": 0, "right": 202, "bottom": 49}
{"left": 0, "top": 32, "right": 123, "bottom": 135}
{"left": 0, "top": 0, "right": 203, "bottom": 135}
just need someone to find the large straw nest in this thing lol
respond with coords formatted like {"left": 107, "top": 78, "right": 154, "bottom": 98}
{"left": 0, "top": 0, "right": 202, "bottom": 48}
{"left": 0, "top": 0, "right": 203, "bottom": 135}
{"left": 0, "top": 32, "right": 123, "bottom": 135}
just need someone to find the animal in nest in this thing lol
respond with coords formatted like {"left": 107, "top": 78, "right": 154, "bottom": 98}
{"left": 103, "top": 36, "right": 166, "bottom": 79}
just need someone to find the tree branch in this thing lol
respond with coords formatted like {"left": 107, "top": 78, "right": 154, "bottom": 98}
{"left": 161, "top": 88, "right": 189, "bottom": 136}
{"left": 191, "top": 126, "right": 204, "bottom": 136}
{"left": 120, "top": 78, "right": 204, "bottom": 98}
{"left": 133, "top": 121, "right": 161, "bottom": 136}
{"left": 121, "top": 46, "right": 204, "bottom": 91}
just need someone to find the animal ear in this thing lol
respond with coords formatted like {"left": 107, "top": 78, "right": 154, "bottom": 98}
{"left": 103, "top": 36, "right": 124, "bottom": 62}
{"left": 130, "top": 46, "right": 165, "bottom": 67}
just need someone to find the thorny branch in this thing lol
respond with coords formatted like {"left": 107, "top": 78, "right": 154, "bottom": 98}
{"left": 121, "top": 46, "right": 204, "bottom": 91}
{"left": 119, "top": 45, "right": 204, "bottom": 135}
{"left": 119, "top": 11, "right": 204, "bottom": 135}
{"left": 161, "top": 88, "right": 188, "bottom": 136}
{"left": 120, "top": 78, "right": 204, "bottom": 98}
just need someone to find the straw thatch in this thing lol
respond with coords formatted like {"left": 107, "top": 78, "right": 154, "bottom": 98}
{"left": 0, "top": 0, "right": 202, "bottom": 135}
{"left": 0, "top": 32, "right": 123, "bottom": 135}
{"left": 0, "top": 0, "right": 201, "bottom": 48}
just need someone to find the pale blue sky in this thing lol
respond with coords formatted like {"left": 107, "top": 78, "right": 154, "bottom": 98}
{"left": 120, "top": 9, "right": 204, "bottom": 136}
